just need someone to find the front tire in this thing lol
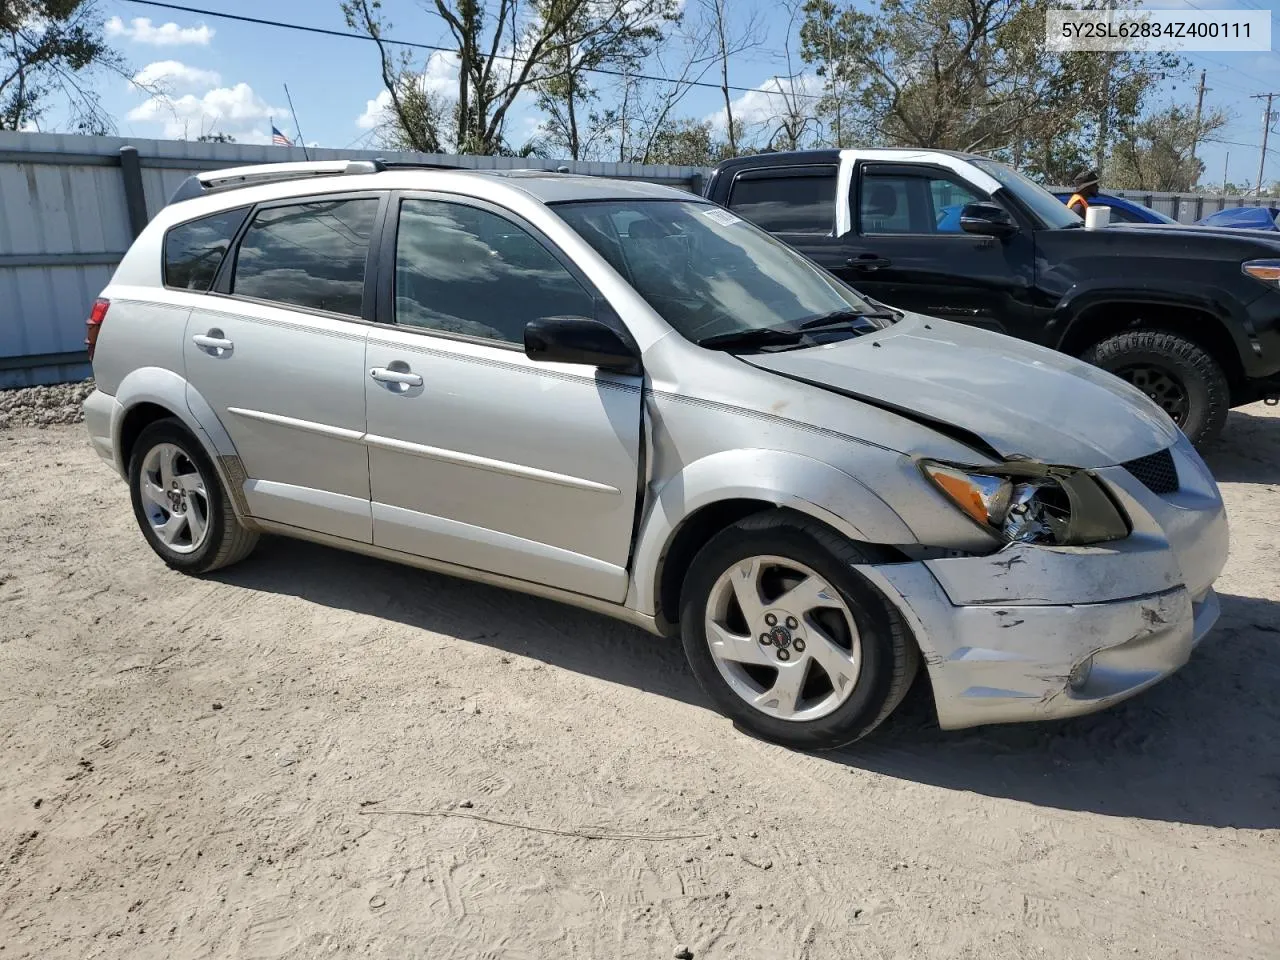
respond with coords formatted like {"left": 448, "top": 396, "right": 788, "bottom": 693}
{"left": 128, "top": 419, "right": 258, "bottom": 573}
{"left": 1081, "top": 330, "right": 1229, "bottom": 446}
{"left": 679, "top": 510, "right": 918, "bottom": 750}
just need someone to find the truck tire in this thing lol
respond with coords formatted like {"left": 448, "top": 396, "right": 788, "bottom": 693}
{"left": 1081, "top": 330, "right": 1229, "bottom": 446}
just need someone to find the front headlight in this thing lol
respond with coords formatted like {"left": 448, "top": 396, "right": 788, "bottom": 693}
{"left": 921, "top": 460, "right": 1129, "bottom": 546}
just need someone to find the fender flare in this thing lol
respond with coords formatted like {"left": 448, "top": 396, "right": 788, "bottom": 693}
{"left": 625, "top": 448, "right": 917, "bottom": 618}
{"left": 110, "top": 367, "right": 250, "bottom": 518}
{"left": 1051, "top": 285, "right": 1245, "bottom": 355}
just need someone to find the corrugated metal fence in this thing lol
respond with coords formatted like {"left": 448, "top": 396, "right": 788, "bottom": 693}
{"left": 0, "top": 129, "right": 1274, "bottom": 387}
{"left": 0, "top": 132, "right": 707, "bottom": 388}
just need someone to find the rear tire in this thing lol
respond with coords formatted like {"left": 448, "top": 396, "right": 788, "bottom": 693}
{"left": 1081, "top": 330, "right": 1229, "bottom": 446}
{"left": 678, "top": 510, "right": 918, "bottom": 750}
{"left": 128, "top": 418, "right": 258, "bottom": 574}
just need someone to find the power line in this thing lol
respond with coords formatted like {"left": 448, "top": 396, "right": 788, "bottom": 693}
{"left": 120, "top": 0, "right": 829, "bottom": 101}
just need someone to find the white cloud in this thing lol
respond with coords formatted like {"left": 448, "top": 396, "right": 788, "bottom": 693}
{"left": 106, "top": 16, "right": 214, "bottom": 46}
{"left": 132, "top": 60, "right": 222, "bottom": 92}
{"left": 356, "top": 51, "right": 460, "bottom": 130}
{"left": 707, "top": 74, "right": 825, "bottom": 135}
{"left": 128, "top": 82, "right": 286, "bottom": 142}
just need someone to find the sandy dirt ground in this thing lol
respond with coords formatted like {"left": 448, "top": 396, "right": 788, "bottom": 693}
{"left": 1, "top": 406, "right": 1278, "bottom": 960}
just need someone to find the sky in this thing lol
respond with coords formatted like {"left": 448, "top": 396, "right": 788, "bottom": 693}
{"left": 67, "top": 0, "right": 1280, "bottom": 189}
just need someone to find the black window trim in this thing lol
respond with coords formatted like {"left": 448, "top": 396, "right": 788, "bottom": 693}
{"left": 161, "top": 204, "right": 252, "bottom": 294}
{"left": 374, "top": 189, "right": 608, "bottom": 353}
{"left": 854, "top": 161, "right": 1006, "bottom": 239}
{"left": 727, "top": 164, "right": 838, "bottom": 236}
{"left": 210, "top": 189, "right": 390, "bottom": 325}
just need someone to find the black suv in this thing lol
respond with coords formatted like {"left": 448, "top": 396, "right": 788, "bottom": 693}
{"left": 705, "top": 148, "right": 1280, "bottom": 445}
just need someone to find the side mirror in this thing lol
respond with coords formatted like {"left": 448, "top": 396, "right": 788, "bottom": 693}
{"left": 524, "top": 316, "right": 640, "bottom": 373}
{"left": 959, "top": 201, "right": 1017, "bottom": 238}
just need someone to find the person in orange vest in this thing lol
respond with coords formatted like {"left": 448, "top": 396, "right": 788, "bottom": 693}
{"left": 1066, "top": 168, "right": 1100, "bottom": 215}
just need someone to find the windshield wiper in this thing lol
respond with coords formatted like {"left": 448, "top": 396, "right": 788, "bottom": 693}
{"left": 797, "top": 309, "right": 889, "bottom": 331}
{"left": 697, "top": 326, "right": 805, "bottom": 351}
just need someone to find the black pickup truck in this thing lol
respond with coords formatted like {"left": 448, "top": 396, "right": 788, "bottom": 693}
{"left": 704, "top": 148, "right": 1280, "bottom": 445}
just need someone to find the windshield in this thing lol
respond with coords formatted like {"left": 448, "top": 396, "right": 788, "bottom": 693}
{"left": 971, "top": 159, "right": 1081, "bottom": 230}
{"left": 552, "top": 199, "right": 885, "bottom": 347}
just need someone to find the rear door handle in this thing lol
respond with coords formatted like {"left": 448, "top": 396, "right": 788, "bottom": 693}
{"left": 370, "top": 367, "right": 423, "bottom": 387}
{"left": 846, "top": 255, "right": 893, "bottom": 271}
{"left": 192, "top": 331, "right": 233, "bottom": 353}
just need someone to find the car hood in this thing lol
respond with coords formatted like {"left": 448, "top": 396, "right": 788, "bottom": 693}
{"left": 740, "top": 313, "right": 1179, "bottom": 468}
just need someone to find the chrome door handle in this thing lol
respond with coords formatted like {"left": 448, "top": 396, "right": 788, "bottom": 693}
{"left": 192, "top": 332, "right": 234, "bottom": 352}
{"left": 370, "top": 367, "right": 423, "bottom": 387}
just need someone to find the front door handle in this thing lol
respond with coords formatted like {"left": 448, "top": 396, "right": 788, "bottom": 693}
{"left": 192, "top": 330, "right": 233, "bottom": 354}
{"left": 846, "top": 255, "right": 893, "bottom": 271}
{"left": 370, "top": 367, "right": 424, "bottom": 387}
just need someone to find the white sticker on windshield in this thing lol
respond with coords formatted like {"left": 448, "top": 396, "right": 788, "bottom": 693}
{"left": 702, "top": 207, "right": 742, "bottom": 227}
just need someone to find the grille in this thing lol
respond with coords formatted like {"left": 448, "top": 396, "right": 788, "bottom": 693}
{"left": 1122, "top": 448, "right": 1179, "bottom": 495}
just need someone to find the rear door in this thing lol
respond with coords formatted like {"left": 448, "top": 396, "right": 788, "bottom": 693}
{"left": 721, "top": 164, "right": 848, "bottom": 270}
{"left": 362, "top": 193, "right": 642, "bottom": 601}
{"left": 183, "top": 192, "right": 385, "bottom": 543}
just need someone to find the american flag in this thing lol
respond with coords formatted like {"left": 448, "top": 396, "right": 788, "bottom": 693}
{"left": 271, "top": 124, "right": 292, "bottom": 147}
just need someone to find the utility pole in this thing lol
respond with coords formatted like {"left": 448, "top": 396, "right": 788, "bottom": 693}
{"left": 1190, "top": 70, "right": 1208, "bottom": 170}
{"left": 1223, "top": 151, "right": 1229, "bottom": 195}
{"left": 1253, "top": 93, "right": 1278, "bottom": 197}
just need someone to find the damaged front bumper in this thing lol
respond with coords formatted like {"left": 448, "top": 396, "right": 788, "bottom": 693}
{"left": 856, "top": 449, "right": 1229, "bottom": 730}
{"left": 860, "top": 560, "right": 1219, "bottom": 729}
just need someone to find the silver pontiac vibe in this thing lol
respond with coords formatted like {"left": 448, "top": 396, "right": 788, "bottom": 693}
{"left": 83, "top": 161, "right": 1228, "bottom": 748}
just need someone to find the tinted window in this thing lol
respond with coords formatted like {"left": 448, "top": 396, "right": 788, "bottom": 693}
{"left": 394, "top": 199, "right": 594, "bottom": 344}
{"left": 727, "top": 171, "right": 836, "bottom": 233}
{"left": 231, "top": 198, "right": 378, "bottom": 317}
{"left": 164, "top": 208, "right": 248, "bottom": 291}
{"left": 1106, "top": 205, "right": 1144, "bottom": 224}
{"left": 861, "top": 173, "right": 981, "bottom": 234}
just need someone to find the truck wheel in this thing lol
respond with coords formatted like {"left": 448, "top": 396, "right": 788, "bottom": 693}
{"left": 679, "top": 510, "right": 919, "bottom": 750}
{"left": 1081, "top": 330, "right": 1229, "bottom": 446}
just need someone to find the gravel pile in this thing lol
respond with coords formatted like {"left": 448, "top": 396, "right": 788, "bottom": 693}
{"left": 0, "top": 379, "right": 95, "bottom": 429}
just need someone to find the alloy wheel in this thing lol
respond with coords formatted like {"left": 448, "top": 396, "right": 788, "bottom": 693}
{"left": 703, "top": 555, "right": 862, "bottom": 722}
{"left": 138, "top": 442, "right": 210, "bottom": 555}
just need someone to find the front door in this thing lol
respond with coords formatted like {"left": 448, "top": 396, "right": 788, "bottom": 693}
{"left": 184, "top": 193, "right": 384, "bottom": 543}
{"left": 826, "top": 163, "right": 1038, "bottom": 335}
{"left": 363, "top": 194, "right": 642, "bottom": 602}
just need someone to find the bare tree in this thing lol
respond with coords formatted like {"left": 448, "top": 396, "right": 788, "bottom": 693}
{"left": 696, "top": 0, "right": 763, "bottom": 156}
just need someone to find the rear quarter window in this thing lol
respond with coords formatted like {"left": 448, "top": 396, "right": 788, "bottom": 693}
{"left": 163, "top": 208, "right": 250, "bottom": 291}
{"left": 727, "top": 169, "right": 836, "bottom": 234}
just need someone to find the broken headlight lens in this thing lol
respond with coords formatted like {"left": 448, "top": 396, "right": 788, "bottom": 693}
{"left": 920, "top": 460, "right": 1129, "bottom": 546}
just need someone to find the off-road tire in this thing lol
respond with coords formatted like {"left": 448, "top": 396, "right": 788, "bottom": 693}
{"left": 1082, "top": 330, "right": 1229, "bottom": 446}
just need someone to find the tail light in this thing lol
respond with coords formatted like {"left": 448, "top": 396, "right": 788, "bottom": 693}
{"left": 85, "top": 298, "right": 109, "bottom": 361}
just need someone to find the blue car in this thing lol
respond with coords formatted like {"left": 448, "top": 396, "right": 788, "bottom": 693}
{"left": 1196, "top": 206, "right": 1280, "bottom": 231}
{"left": 1053, "top": 192, "right": 1178, "bottom": 224}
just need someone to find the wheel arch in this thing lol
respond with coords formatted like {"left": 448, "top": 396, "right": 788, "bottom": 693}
{"left": 1055, "top": 297, "right": 1247, "bottom": 397}
{"left": 627, "top": 449, "right": 917, "bottom": 635}
{"left": 111, "top": 367, "right": 250, "bottom": 521}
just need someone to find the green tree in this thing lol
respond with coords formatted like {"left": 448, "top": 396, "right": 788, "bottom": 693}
{"left": 798, "top": 0, "right": 1176, "bottom": 182}
{"left": 0, "top": 0, "right": 126, "bottom": 132}
{"left": 642, "top": 117, "right": 736, "bottom": 166}
{"left": 1107, "top": 103, "right": 1229, "bottom": 192}
{"left": 533, "top": 0, "right": 680, "bottom": 161}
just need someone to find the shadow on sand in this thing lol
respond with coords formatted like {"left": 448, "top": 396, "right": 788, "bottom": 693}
{"left": 216, "top": 536, "right": 1280, "bottom": 831}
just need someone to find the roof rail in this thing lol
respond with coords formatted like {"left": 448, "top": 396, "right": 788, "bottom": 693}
{"left": 168, "top": 159, "right": 382, "bottom": 205}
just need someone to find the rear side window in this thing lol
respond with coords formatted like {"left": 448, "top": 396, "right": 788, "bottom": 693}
{"left": 231, "top": 197, "right": 379, "bottom": 317}
{"left": 163, "top": 208, "right": 248, "bottom": 291}
{"left": 727, "top": 169, "right": 836, "bottom": 233}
